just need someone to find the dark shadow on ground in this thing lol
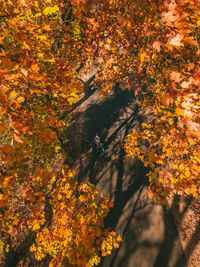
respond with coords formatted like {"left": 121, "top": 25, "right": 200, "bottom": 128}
{"left": 76, "top": 86, "right": 188, "bottom": 267}
{"left": 77, "top": 86, "right": 139, "bottom": 182}
{"left": 153, "top": 204, "right": 187, "bottom": 267}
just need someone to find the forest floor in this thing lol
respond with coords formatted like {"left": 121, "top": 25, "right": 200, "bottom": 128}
{"left": 65, "top": 86, "right": 194, "bottom": 267}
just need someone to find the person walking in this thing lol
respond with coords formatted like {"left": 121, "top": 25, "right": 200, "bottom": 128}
{"left": 89, "top": 133, "right": 104, "bottom": 152}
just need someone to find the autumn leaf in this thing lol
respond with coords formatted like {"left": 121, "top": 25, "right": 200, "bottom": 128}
{"left": 31, "top": 64, "right": 40, "bottom": 73}
{"left": 140, "top": 52, "right": 146, "bottom": 63}
{"left": 21, "top": 69, "right": 28, "bottom": 77}
{"left": 160, "top": 93, "right": 172, "bottom": 107}
{"left": 116, "top": 235, "right": 122, "bottom": 242}
{"left": 184, "top": 36, "right": 198, "bottom": 46}
{"left": 168, "top": 33, "right": 184, "bottom": 47}
{"left": 1, "top": 57, "right": 14, "bottom": 68}
{"left": 181, "top": 80, "right": 192, "bottom": 89}
{"left": 42, "top": 24, "right": 51, "bottom": 31}
{"left": 37, "top": 52, "right": 44, "bottom": 58}
{"left": 113, "top": 242, "right": 119, "bottom": 248}
{"left": 10, "top": 91, "right": 18, "bottom": 99}
{"left": 17, "top": 96, "right": 25, "bottom": 103}
{"left": 175, "top": 107, "right": 184, "bottom": 116}
{"left": 79, "top": 195, "right": 85, "bottom": 202}
{"left": 152, "top": 41, "right": 162, "bottom": 52}
{"left": 43, "top": 5, "right": 59, "bottom": 16}
{"left": 169, "top": 71, "right": 182, "bottom": 83}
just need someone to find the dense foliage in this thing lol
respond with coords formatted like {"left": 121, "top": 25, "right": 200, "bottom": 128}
{"left": 0, "top": 0, "right": 199, "bottom": 265}
{"left": 0, "top": 0, "right": 121, "bottom": 266}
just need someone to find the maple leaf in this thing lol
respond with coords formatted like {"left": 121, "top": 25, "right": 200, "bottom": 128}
{"left": 116, "top": 235, "right": 122, "bottom": 242}
{"left": 184, "top": 36, "right": 198, "bottom": 46}
{"left": 31, "top": 64, "right": 40, "bottom": 73}
{"left": 162, "top": 1, "right": 180, "bottom": 25}
{"left": 10, "top": 91, "right": 18, "bottom": 99}
{"left": 187, "top": 63, "right": 195, "bottom": 71}
{"left": 181, "top": 80, "right": 192, "bottom": 89}
{"left": 43, "top": 5, "right": 59, "bottom": 16}
{"left": 169, "top": 71, "right": 183, "bottom": 83}
{"left": 17, "top": 96, "right": 25, "bottom": 103}
{"left": 152, "top": 41, "right": 162, "bottom": 52}
{"left": 42, "top": 24, "right": 51, "bottom": 31}
{"left": 168, "top": 34, "right": 184, "bottom": 47}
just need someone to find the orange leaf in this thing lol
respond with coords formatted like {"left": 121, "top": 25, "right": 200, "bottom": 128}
{"left": 169, "top": 71, "right": 182, "bottom": 83}
{"left": 152, "top": 41, "right": 162, "bottom": 52}
{"left": 175, "top": 107, "right": 184, "bottom": 116}
{"left": 42, "top": 24, "right": 51, "bottom": 31}
{"left": 1, "top": 58, "right": 14, "bottom": 68}
{"left": 147, "top": 189, "right": 154, "bottom": 199}
{"left": 184, "top": 36, "right": 198, "bottom": 46}
{"left": 113, "top": 242, "right": 119, "bottom": 248}
{"left": 31, "top": 64, "right": 40, "bottom": 73}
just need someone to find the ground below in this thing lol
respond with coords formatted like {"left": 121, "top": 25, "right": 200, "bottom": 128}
{"left": 65, "top": 86, "right": 191, "bottom": 267}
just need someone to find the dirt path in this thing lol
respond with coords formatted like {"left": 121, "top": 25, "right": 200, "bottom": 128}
{"left": 76, "top": 87, "right": 187, "bottom": 267}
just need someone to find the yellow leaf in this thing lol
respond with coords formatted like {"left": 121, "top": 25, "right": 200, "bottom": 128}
{"left": 30, "top": 244, "right": 37, "bottom": 252}
{"left": 38, "top": 52, "right": 44, "bottom": 58}
{"left": 55, "top": 146, "right": 60, "bottom": 152}
{"left": 17, "top": 96, "right": 25, "bottom": 103}
{"left": 140, "top": 52, "right": 146, "bottom": 63}
{"left": 0, "top": 240, "right": 4, "bottom": 255}
{"left": 0, "top": 36, "right": 4, "bottom": 44}
{"left": 175, "top": 107, "right": 184, "bottom": 116}
{"left": 35, "top": 12, "right": 42, "bottom": 17}
{"left": 23, "top": 42, "right": 30, "bottom": 50}
{"left": 107, "top": 250, "right": 111, "bottom": 255}
{"left": 10, "top": 91, "right": 18, "bottom": 99}
{"left": 42, "top": 24, "right": 51, "bottom": 31}
{"left": 166, "top": 148, "right": 173, "bottom": 156}
{"left": 48, "top": 58, "right": 55, "bottom": 63}
{"left": 43, "top": 5, "right": 59, "bottom": 16}
{"left": 38, "top": 35, "right": 47, "bottom": 41}
{"left": 171, "top": 177, "right": 178, "bottom": 185}
{"left": 32, "top": 222, "right": 41, "bottom": 231}
{"left": 68, "top": 92, "right": 79, "bottom": 105}
{"left": 5, "top": 244, "right": 9, "bottom": 253}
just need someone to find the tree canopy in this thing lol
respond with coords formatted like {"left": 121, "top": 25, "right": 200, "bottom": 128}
{"left": 0, "top": 0, "right": 199, "bottom": 265}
